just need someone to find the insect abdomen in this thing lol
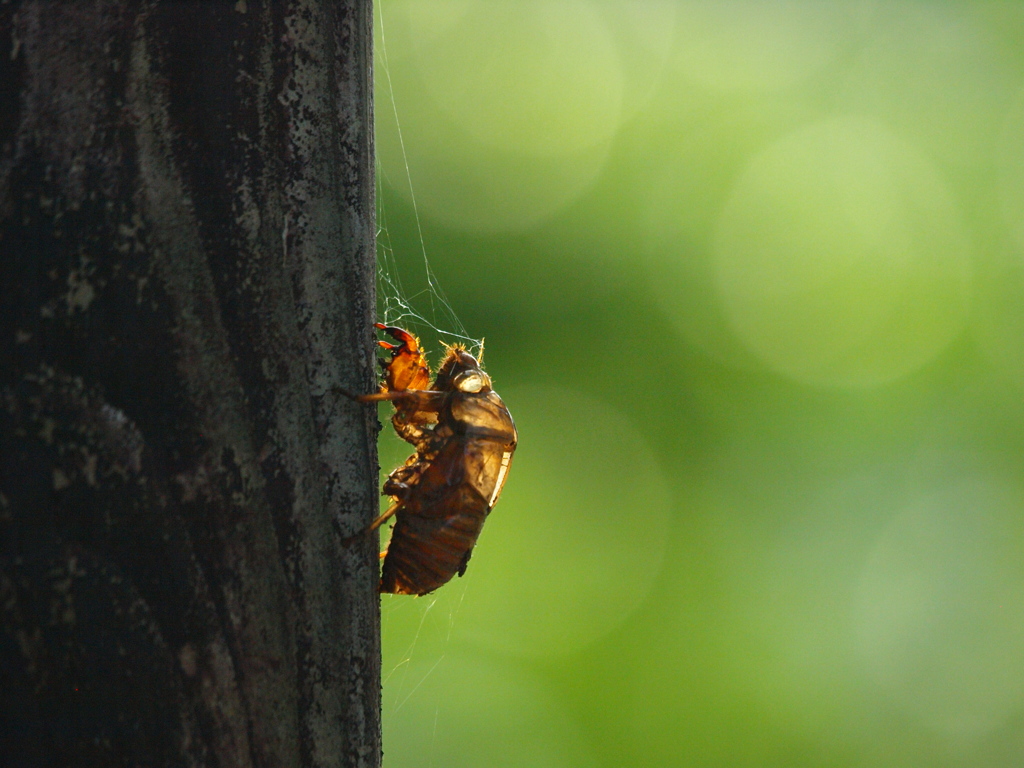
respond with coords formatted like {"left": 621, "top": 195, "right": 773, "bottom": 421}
{"left": 380, "top": 487, "right": 489, "bottom": 595}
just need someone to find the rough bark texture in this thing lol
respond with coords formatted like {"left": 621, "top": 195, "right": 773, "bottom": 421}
{"left": 0, "top": 2, "right": 381, "bottom": 766}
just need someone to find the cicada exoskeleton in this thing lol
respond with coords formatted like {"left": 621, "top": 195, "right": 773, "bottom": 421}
{"left": 345, "top": 324, "right": 516, "bottom": 595}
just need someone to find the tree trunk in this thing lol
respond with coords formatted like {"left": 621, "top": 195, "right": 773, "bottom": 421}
{"left": 0, "top": 2, "right": 380, "bottom": 766}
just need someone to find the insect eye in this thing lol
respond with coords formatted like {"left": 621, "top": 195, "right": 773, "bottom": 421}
{"left": 456, "top": 372, "right": 486, "bottom": 393}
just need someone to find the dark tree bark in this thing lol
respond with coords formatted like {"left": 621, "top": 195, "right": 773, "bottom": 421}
{"left": 0, "top": 2, "right": 381, "bottom": 766}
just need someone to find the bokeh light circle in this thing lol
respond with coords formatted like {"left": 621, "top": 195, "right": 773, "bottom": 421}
{"left": 411, "top": 0, "right": 623, "bottom": 158}
{"left": 375, "top": 0, "right": 625, "bottom": 232}
{"left": 854, "top": 474, "right": 1024, "bottom": 739}
{"left": 714, "top": 117, "right": 972, "bottom": 387}
{"left": 456, "top": 384, "right": 671, "bottom": 658}
{"left": 590, "top": 1, "right": 677, "bottom": 121}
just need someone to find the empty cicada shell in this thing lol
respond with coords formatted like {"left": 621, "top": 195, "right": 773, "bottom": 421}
{"left": 345, "top": 324, "right": 517, "bottom": 595}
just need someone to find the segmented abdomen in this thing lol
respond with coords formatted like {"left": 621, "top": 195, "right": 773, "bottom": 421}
{"left": 380, "top": 485, "right": 490, "bottom": 595}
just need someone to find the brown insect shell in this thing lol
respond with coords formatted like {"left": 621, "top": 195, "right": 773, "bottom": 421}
{"left": 379, "top": 348, "right": 517, "bottom": 595}
{"left": 381, "top": 332, "right": 431, "bottom": 393}
{"left": 445, "top": 389, "right": 518, "bottom": 508}
{"left": 379, "top": 394, "right": 516, "bottom": 594}
{"left": 392, "top": 350, "right": 517, "bottom": 515}
{"left": 432, "top": 345, "right": 479, "bottom": 391}
{"left": 432, "top": 347, "right": 517, "bottom": 502}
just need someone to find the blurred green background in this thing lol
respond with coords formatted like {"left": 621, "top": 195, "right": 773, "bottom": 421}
{"left": 371, "top": 2, "right": 1024, "bottom": 766}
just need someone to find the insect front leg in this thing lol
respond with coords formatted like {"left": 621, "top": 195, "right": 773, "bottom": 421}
{"left": 339, "top": 388, "right": 447, "bottom": 447}
{"left": 389, "top": 410, "right": 436, "bottom": 446}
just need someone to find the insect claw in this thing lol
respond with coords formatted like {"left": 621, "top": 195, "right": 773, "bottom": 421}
{"left": 375, "top": 324, "right": 431, "bottom": 392}
{"left": 376, "top": 324, "right": 420, "bottom": 350}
